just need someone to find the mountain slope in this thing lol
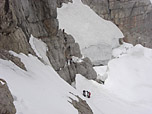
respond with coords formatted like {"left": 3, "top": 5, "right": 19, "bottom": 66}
{"left": 0, "top": 53, "right": 78, "bottom": 114}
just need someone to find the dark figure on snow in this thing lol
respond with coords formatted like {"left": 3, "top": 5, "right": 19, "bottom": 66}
{"left": 87, "top": 91, "right": 91, "bottom": 98}
{"left": 83, "top": 90, "right": 86, "bottom": 97}
{"left": 63, "top": 29, "right": 65, "bottom": 34}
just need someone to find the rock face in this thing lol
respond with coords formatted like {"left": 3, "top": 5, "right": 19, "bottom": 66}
{"left": 0, "top": 79, "right": 16, "bottom": 114}
{"left": 69, "top": 93, "right": 93, "bottom": 114}
{"left": 43, "top": 30, "right": 97, "bottom": 84}
{"left": 0, "top": 0, "right": 97, "bottom": 84}
{"left": 81, "top": 0, "right": 152, "bottom": 48}
{"left": 0, "top": 0, "right": 33, "bottom": 54}
{"left": 0, "top": 49, "right": 26, "bottom": 70}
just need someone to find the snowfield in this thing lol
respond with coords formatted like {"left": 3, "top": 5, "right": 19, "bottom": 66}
{"left": 0, "top": 39, "right": 152, "bottom": 114}
{"left": 0, "top": 53, "right": 79, "bottom": 114}
{"left": 57, "top": 0, "right": 124, "bottom": 65}
{"left": 76, "top": 43, "right": 152, "bottom": 114}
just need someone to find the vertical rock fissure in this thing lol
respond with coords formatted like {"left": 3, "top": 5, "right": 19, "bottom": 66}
{"left": 129, "top": 2, "right": 137, "bottom": 17}
{"left": 4, "top": 0, "right": 9, "bottom": 14}
{"left": 107, "top": 0, "right": 111, "bottom": 20}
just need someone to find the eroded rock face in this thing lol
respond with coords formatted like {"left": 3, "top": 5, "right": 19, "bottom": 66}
{"left": 11, "top": 0, "right": 58, "bottom": 38}
{"left": 0, "top": 0, "right": 32, "bottom": 54}
{"left": 57, "top": 0, "right": 73, "bottom": 8}
{"left": 69, "top": 94, "right": 93, "bottom": 114}
{"left": 0, "top": 49, "right": 26, "bottom": 70}
{"left": 0, "top": 79, "right": 16, "bottom": 114}
{"left": 43, "top": 30, "right": 97, "bottom": 84}
{"left": 0, "top": 0, "right": 97, "bottom": 84}
{"left": 82, "top": 0, "right": 152, "bottom": 48}
{"left": 0, "top": 0, "right": 58, "bottom": 54}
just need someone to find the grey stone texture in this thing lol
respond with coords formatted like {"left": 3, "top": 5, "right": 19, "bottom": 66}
{"left": 81, "top": 0, "right": 152, "bottom": 48}
{"left": 0, "top": 49, "right": 26, "bottom": 70}
{"left": 69, "top": 93, "right": 93, "bottom": 114}
{"left": 43, "top": 30, "right": 97, "bottom": 84}
{"left": 0, "top": 0, "right": 97, "bottom": 83}
{"left": 0, "top": 79, "right": 16, "bottom": 114}
{"left": 0, "top": 0, "right": 32, "bottom": 54}
{"left": 57, "top": 0, "right": 73, "bottom": 8}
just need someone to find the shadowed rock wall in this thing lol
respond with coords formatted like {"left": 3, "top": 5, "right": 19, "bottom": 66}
{"left": 82, "top": 0, "right": 152, "bottom": 48}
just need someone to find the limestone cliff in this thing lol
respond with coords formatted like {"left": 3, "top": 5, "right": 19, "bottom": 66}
{"left": 82, "top": 0, "right": 152, "bottom": 48}
{"left": 0, "top": 0, "right": 97, "bottom": 112}
{"left": 0, "top": 0, "right": 97, "bottom": 84}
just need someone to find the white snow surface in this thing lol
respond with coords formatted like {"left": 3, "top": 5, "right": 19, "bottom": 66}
{"left": 77, "top": 43, "right": 152, "bottom": 114}
{"left": 29, "top": 35, "right": 51, "bottom": 65}
{"left": 57, "top": 0, "right": 124, "bottom": 65}
{"left": 0, "top": 39, "right": 100, "bottom": 114}
{"left": 0, "top": 39, "right": 78, "bottom": 114}
{"left": 0, "top": 79, "right": 5, "bottom": 85}
{"left": 0, "top": 53, "right": 79, "bottom": 114}
{"left": 1, "top": 40, "right": 152, "bottom": 114}
{"left": 106, "top": 44, "right": 152, "bottom": 104}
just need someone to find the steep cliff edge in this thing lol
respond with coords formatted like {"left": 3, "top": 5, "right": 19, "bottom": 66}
{"left": 0, "top": 0, "right": 97, "bottom": 113}
{"left": 82, "top": 0, "right": 152, "bottom": 48}
{"left": 0, "top": 0, "right": 97, "bottom": 83}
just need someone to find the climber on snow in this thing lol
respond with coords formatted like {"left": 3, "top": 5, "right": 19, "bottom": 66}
{"left": 83, "top": 90, "right": 86, "bottom": 97}
{"left": 87, "top": 91, "right": 91, "bottom": 98}
{"left": 83, "top": 90, "right": 91, "bottom": 98}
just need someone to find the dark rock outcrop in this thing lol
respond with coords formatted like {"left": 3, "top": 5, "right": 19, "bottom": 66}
{"left": 0, "top": 79, "right": 16, "bottom": 114}
{"left": 0, "top": 0, "right": 34, "bottom": 55}
{"left": 81, "top": 0, "right": 152, "bottom": 48}
{"left": 43, "top": 30, "right": 97, "bottom": 84}
{"left": 0, "top": 49, "right": 26, "bottom": 70}
{"left": 69, "top": 93, "right": 93, "bottom": 114}
{"left": 57, "top": 0, "right": 73, "bottom": 8}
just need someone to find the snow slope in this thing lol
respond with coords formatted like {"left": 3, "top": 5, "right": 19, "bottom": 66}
{"left": 0, "top": 38, "right": 78, "bottom": 114}
{"left": 0, "top": 53, "right": 79, "bottom": 114}
{"left": 76, "top": 43, "right": 152, "bottom": 114}
{"left": 57, "top": 0, "right": 124, "bottom": 65}
{"left": 0, "top": 37, "right": 101, "bottom": 114}
{"left": 0, "top": 36, "right": 152, "bottom": 114}
{"left": 106, "top": 44, "right": 152, "bottom": 104}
